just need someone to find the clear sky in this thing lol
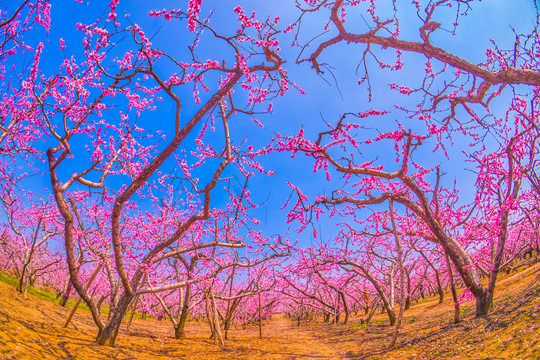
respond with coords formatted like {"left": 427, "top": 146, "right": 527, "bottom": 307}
{"left": 11, "top": 0, "right": 539, "bottom": 249}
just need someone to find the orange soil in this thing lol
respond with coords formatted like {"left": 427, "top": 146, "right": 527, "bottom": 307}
{"left": 0, "top": 262, "right": 539, "bottom": 359}
{"left": 0, "top": 284, "right": 341, "bottom": 359}
{"left": 303, "top": 262, "right": 540, "bottom": 359}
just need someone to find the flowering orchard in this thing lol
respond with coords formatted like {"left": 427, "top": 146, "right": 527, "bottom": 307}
{"left": 0, "top": 0, "right": 539, "bottom": 351}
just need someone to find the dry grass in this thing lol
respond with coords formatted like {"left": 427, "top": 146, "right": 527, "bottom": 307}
{"left": 0, "top": 262, "right": 539, "bottom": 359}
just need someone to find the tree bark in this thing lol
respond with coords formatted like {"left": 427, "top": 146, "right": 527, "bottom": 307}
{"left": 258, "top": 293, "right": 262, "bottom": 338}
{"left": 63, "top": 263, "right": 103, "bottom": 329}
{"left": 125, "top": 295, "right": 139, "bottom": 333}
{"left": 445, "top": 253, "right": 460, "bottom": 323}
{"left": 475, "top": 290, "right": 493, "bottom": 317}
{"left": 340, "top": 291, "right": 350, "bottom": 324}
{"left": 437, "top": 281, "right": 444, "bottom": 305}
{"left": 175, "top": 284, "right": 191, "bottom": 340}
{"left": 60, "top": 279, "right": 72, "bottom": 307}
{"left": 95, "top": 293, "right": 133, "bottom": 346}
{"left": 224, "top": 265, "right": 236, "bottom": 340}
{"left": 389, "top": 199, "right": 405, "bottom": 348}
{"left": 365, "top": 302, "right": 378, "bottom": 325}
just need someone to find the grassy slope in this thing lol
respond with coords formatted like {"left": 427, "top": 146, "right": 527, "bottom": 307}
{"left": 0, "top": 262, "right": 539, "bottom": 359}
{"left": 0, "top": 272, "right": 60, "bottom": 303}
{"left": 0, "top": 271, "right": 152, "bottom": 318}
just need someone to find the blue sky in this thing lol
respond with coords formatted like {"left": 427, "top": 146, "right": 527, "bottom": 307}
{"left": 10, "top": 0, "right": 538, "bottom": 249}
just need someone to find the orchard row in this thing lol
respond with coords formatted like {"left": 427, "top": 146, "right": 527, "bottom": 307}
{"left": 0, "top": 0, "right": 539, "bottom": 348}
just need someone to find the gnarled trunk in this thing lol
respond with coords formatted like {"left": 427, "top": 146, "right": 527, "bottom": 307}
{"left": 437, "top": 284, "right": 444, "bottom": 305}
{"left": 404, "top": 296, "right": 411, "bottom": 310}
{"left": 445, "top": 253, "right": 460, "bottom": 323}
{"left": 95, "top": 293, "right": 133, "bottom": 346}
{"left": 175, "top": 287, "right": 191, "bottom": 339}
{"left": 386, "top": 306, "right": 396, "bottom": 326}
{"left": 475, "top": 290, "right": 492, "bottom": 316}
{"left": 17, "top": 256, "right": 30, "bottom": 293}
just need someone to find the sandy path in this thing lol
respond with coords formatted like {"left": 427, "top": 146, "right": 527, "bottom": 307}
{"left": 237, "top": 314, "right": 343, "bottom": 359}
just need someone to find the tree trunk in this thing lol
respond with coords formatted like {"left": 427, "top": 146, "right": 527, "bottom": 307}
{"left": 399, "top": 178, "right": 487, "bottom": 311}
{"left": 386, "top": 307, "right": 396, "bottom": 326}
{"left": 174, "top": 324, "right": 184, "bottom": 340}
{"left": 96, "top": 295, "right": 107, "bottom": 315}
{"left": 404, "top": 267, "right": 412, "bottom": 311}
{"left": 365, "top": 303, "right": 378, "bottom": 325}
{"left": 209, "top": 291, "right": 224, "bottom": 345}
{"left": 224, "top": 298, "right": 240, "bottom": 339}
{"left": 224, "top": 265, "right": 236, "bottom": 340}
{"left": 475, "top": 290, "right": 492, "bottom": 316}
{"left": 17, "top": 218, "right": 43, "bottom": 294}
{"left": 175, "top": 287, "right": 191, "bottom": 340}
{"left": 404, "top": 296, "right": 411, "bottom": 310}
{"left": 125, "top": 295, "right": 140, "bottom": 333}
{"left": 389, "top": 198, "right": 405, "bottom": 348}
{"left": 206, "top": 292, "right": 216, "bottom": 341}
{"left": 339, "top": 291, "right": 349, "bottom": 325}
{"left": 60, "top": 288, "right": 71, "bottom": 307}
{"left": 437, "top": 284, "right": 444, "bottom": 305}
{"left": 17, "top": 261, "right": 29, "bottom": 293}
{"left": 95, "top": 293, "right": 133, "bottom": 346}
{"left": 258, "top": 293, "right": 262, "bottom": 338}
{"left": 323, "top": 312, "right": 330, "bottom": 323}
{"left": 445, "top": 253, "right": 460, "bottom": 323}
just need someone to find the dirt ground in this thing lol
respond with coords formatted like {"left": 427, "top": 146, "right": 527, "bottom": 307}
{"left": 0, "top": 262, "right": 539, "bottom": 359}
{"left": 0, "top": 282, "right": 341, "bottom": 359}
{"left": 303, "top": 262, "right": 540, "bottom": 360}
